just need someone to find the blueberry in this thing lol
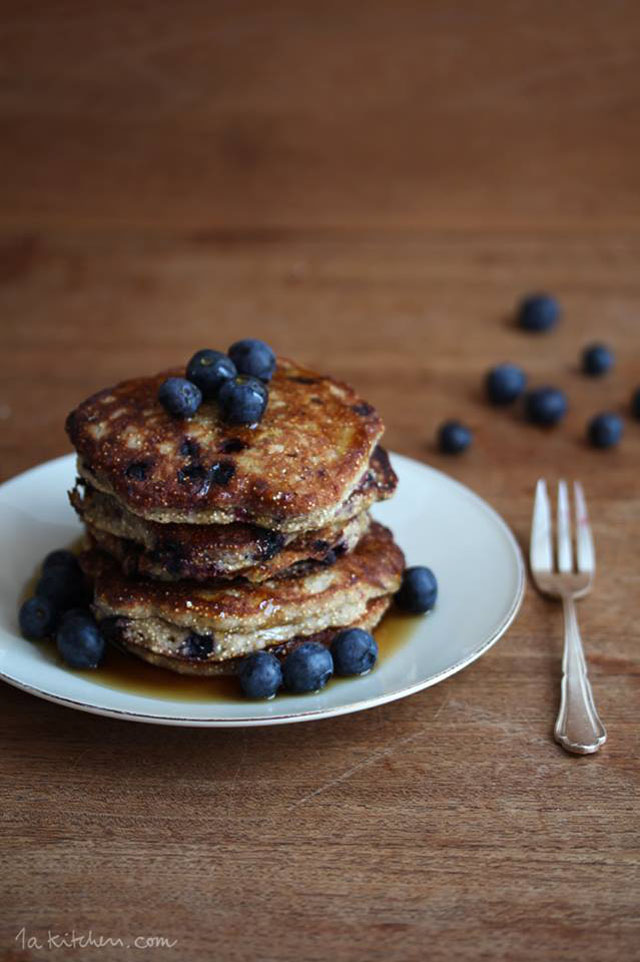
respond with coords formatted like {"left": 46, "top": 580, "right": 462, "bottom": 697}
{"left": 632, "top": 388, "right": 640, "bottom": 419}
{"left": 228, "top": 339, "right": 276, "bottom": 382}
{"left": 36, "top": 566, "right": 86, "bottom": 609}
{"left": 486, "top": 363, "right": 527, "bottom": 405}
{"left": 582, "top": 343, "right": 614, "bottom": 377}
{"left": 331, "top": 628, "right": 378, "bottom": 676}
{"left": 588, "top": 412, "right": 623, "bottom": 449}
{"left": 158, "top": 377, "right": 202, "bottom": 419}
{"left": 42, "top": 549, "right": 80, "bottom": 574}
{"left": 438, "top": 420, "right": 472, "bottom": 454}
{"left": 177, "top": 463, "right": 210, "bottom": 492}
{"left": 56, "top": 614, "right": 105, "bottom": 669}
{"left": 218, "top": 376, "right": 268, "bottom": 426}
{"left": 395, "top": 566, "right": 438, "bottom": 614}
{"left": 524, "top": 387, "right": 567, "bottom": 425}
{"left": 180, "top": 438, "right": 200, "bottom": 459}
{"left": 239, "top": 651, "right": 283, "bottom": 699}
{"left": 518, "top": 293, "right": 561, "bottom": 332}
{"left": 255, "top": 529, "right": 286, "bottom": 562}
{"left": 186, "top": 349, "right": 236, "bottom": 399}
{"left": 282, "top": 642, "right": 333, "bottom": 693}
{"left": 210, "top": 460, "right": 235, "bottom": 485}
{"left": 60, "top": 607, "right": 94, "bottom": 627}
{"left": 219, "top": 437, "right": 248, "bottom": 454}
{"left": 125, "top": 461, "right": 150, "bottom": 481}
{"left": 352, "top": 402, "right": 374, "bottom": 417}
{"left": 181, "top": 633, "right": 214, "bottom": 660}
{"left": 19, "top": 596, "right": 57, "bottom": 639}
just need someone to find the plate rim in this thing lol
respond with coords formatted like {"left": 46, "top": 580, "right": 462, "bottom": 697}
{"left": 0, "top": 452, "right": 526, "bottom": 727}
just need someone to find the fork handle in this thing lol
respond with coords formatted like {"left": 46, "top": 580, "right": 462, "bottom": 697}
{"left": 554, "top": 596, "right": 607, "bottom": 754}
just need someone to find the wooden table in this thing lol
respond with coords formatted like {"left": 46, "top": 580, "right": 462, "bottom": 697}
{"left": 1, "top": 4, "right": 639, "bottom": 960}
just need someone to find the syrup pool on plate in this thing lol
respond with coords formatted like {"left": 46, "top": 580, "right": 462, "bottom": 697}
{"left": 79, "top": 606, "right": 419, "bottom": 702}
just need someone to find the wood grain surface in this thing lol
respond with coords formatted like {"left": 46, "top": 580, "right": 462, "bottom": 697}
{"left": 1, "top": 4, "right": 639, "bottom": 961}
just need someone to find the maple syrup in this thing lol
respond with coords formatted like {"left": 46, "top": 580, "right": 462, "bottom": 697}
{"left": 22, "top": 543, "right": 419, "bottom": 704}
{"left": 81, "top": 607, "right": 418, "bottom": 703}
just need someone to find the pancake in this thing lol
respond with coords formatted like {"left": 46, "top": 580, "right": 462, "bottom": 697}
{"left": 66, "top": 357, "right": 384, "bottom": 532}
{"left": 105, "top": 596, "right": 392, "bottom": 676}
{"left": 84, "top": 510, "right": 370, "bottom": 584}
{"left": 69, "top": 446, "right": 396, "bottom": 583}
{"left": 86, "top": 522, "right": 404, "bottom": 672}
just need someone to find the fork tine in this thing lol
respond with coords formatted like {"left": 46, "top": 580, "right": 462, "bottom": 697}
{"left": 557, "top": 480, "right": 573, "bottom": 572}
{"left": 530, "top": 479, "right": 553, "bottom": 572}
{"left": 574, "top": 481, "right": 596, "bottom": 574}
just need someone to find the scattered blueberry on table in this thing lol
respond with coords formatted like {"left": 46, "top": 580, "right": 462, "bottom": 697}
{"left": 239, "top": 651, "right": 283, "bottom": 699}
{"left": 486, "top": 363, "right": 527, "bottom": 405}
{"left": 631, "top": 387, "right": 640, "bottom": 419}
{"left": 158, "top": 377, "right": 202, "bottom": 419}
{"left": 282, "top": 642, "right": 334, "bottom": 693}
{"left": 517, "top": 293, "right": 561, "bottom": 332}
{"left": 438, "top": 420, "right": 473, "bottom": 454}
{"left": 331, "top": 628, "right": 378, "bottom": 676}
{"left": 582, "top": 343, "right": 614, "bottom": 377}
{"left": 395, "top": 566, "right": 438, "bottom": 614}
{"left": 587, "top": 412, "right": 623, "bottom": 449}
{"left": 228, "top": 338, "right": 276, "bottom": 382}
{"left": 56, "top": 609, "right": 106, "bottom": 669}
{"left": 219, "top": 375, "right": 269, "bottom": 426}
{"left": 186, "top": 349, "right": 237, "bottom": 398}
{"left": 524, "top": 387, "right": 568, "bottom": 425}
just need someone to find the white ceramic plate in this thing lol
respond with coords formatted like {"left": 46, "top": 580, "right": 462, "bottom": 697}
{"left": 0, "top": 453, "right": 524, "bottom": 726}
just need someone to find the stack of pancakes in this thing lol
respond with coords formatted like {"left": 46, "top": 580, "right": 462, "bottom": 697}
{"left": 66, "top": 357, "right": 404, "bottom": 676}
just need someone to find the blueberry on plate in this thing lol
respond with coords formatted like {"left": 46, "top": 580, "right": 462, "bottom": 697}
{"left": 282, "top": 642, "right": 333, "bottom": 694}
{"left": 587, "top": 412, "right": 623, "bottom": 449}
{"left": 158, "top": 377, "right": 202, "bottom": 419}
{"left": 582, "top": 343, "right": 614, "bottom": 377}
{"left": 19, "top": 596, "right": 57, "bottom": 640}
{"left": 239, "top": 651, "right": 283, "bottom": 699}
{"left": 228, "top": 339, "right": 276, "bottom": 382}
{"left": 42, "top": 549, "right": 80, "bottom": 574}
{"left": 56, "top": 613, "right": 105, "bottom": 669}
{"left": 218, "top": 376, "right": 268, "bottom": 426}
{"left": 395, "top": 566, "right": 438, "bottom": 614}
{"left": 59, "top": 607, "right": 93, "bottom": 627}
{"left": 517, "top": 293, "right": 561, "bottom": 332}
{"left": 438, "top": 420, "right": 472, "bottom": 454}
{"left": 486, "top": 363, "right": 527, "bottom": 405}
{"left": 36, "top": 565, "right": 86, "bottom": 610}
{"left": 186, "top": 349, "right": 236, "bottom": 399}
{"left": 630, "top": 387, "right": 640, "bottom": 419}
{"left": 524, "top": 387, "right": 567, "bottom": 425}
{"left": 331, "top": 628, "right": 378, "bottom": 676}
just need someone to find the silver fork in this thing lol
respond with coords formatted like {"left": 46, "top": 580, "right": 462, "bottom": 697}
{"left": 530, "top": 480, "right": 607, "bottom": 755}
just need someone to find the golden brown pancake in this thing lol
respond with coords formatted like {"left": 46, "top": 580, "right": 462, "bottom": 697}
{"left": 85, "top": 522, "right": 404, "bottom": 672}
{"left": 66, "top": 358, "right": 384, "bottom": 532}
{"left": 69, "top": 446, "right": 396, "bottom": 582}
{"left": 83, "top": 512, "right": 369, "bottom": 584}
{"left": 104, "top": 596, "right": 392, "bottom": 676}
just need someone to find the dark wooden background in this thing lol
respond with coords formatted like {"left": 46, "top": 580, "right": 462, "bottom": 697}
{"left": 1, "top": 3, "right": 639, "bottom": 961}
